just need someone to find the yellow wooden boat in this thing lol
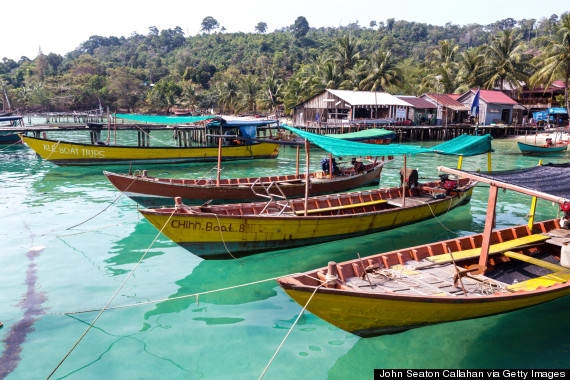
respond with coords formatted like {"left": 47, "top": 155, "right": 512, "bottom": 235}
{"left": 20, "top": 116, "right": 281, "bottom": 166}
{"left": 138, "top": 175, "right": 477, "bottom": 259}
{"left": 20, "top": 134, "right": 279, "bottom": 166}
{"left": 276, "top": 163, "right": 570, "bottom": 337}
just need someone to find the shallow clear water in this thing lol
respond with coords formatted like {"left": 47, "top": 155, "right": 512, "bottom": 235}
{"left": 1, "top": 135, "right": 569, "bottom": 379}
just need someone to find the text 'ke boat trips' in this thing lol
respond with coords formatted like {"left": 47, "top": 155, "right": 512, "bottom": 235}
{"left": 19, "top": 114, "right": 281, "bottom": 165}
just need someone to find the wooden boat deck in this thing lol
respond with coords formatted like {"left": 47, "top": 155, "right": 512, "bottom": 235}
{"left": 341, "top": 261, "right": 509, "bottom": 296}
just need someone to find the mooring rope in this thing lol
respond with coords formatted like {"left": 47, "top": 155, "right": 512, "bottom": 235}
{"left": 46, "top": 207, "right": 178, "bottom": 380}
{"left": 258, "top": 282, "right": 323, "bottom": 380}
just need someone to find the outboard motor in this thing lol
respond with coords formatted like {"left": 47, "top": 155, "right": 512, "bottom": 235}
{"left": 439, "top": 174, "right": 458, "bottom": 193}
{"left": 560, "top": 203, "right": 570, "bottom": 229}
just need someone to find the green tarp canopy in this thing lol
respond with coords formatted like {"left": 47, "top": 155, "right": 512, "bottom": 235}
{"left": 115, "top": 113, "right": 215, "bottom": 124}
{"left": 429, "top": 133, "right": 493, "bottom": 157}
{"left": 283, "top": 125, "right": 492, "bottom": 157}
{"left": 325, "top": 128, "right": 396, "bottom": 141}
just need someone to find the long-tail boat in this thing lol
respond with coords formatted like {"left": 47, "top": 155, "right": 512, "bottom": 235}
{"left": 20, "top": 115, "right": 280, "bottom": 166}
{"left": 138, "top": 175, "right": 477, "bottom": 258}
{"left": 103, "top": 158, "right": 385, "bottom": 207}
{"left": 276, "top": 163, "right": 570, "bottom": 337}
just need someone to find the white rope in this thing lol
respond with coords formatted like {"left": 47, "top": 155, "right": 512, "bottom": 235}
{"left": 258, "top": 283, "right": 323, "bottom": 380}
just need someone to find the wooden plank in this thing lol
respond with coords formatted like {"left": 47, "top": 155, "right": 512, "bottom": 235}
{"left": 293, "top": 199, "right": 387, "bottom": 215}
{"left": 503, "top": 251, "right": 567, "bottom": 272}
{"left": 426, "top": 234, "right": 550, "bottom": 264}
{"left": 507, "top": 270, "right": 570, "bottom": 291}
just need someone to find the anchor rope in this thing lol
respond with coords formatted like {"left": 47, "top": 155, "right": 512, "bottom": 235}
{"left": 258, "top": 282, "right": 323, "bottom": 380}
{"left": 46, "top": 207, "right": 177, "bottom": 380}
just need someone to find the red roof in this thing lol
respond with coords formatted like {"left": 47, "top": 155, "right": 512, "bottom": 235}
{"left": 477, "top": 89, "right": 517, "bottom": 105}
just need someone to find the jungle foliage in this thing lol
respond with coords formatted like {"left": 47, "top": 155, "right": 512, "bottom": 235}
{"left": 1, "top": 13, "right": 569, "bottom": 116}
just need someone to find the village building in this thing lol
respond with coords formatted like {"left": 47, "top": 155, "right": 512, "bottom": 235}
{"left": 396, "top": 96, "right": 438, "bottom": 125}
{"left": 419, "top": 93, "right": 470, "bottom": 126}
{"left": 456, "top": 89, "right": 520, "bottom": 125}
{"left": 291, "top": 89, "right": 411, "bottom": 127}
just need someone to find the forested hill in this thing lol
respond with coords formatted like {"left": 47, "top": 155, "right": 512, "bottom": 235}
{"left": 1, "top": 14, "right": 568, "bottom": 115}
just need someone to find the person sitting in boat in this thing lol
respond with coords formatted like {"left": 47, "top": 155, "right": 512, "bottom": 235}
{"left": 351, "top": 157, "right": 365, "bottom": 173}
{"left": 546, "top": 138, "right": 553, "bottom": 146}
{"left": 321, "top": 157, "right": 340, "bottom": 175}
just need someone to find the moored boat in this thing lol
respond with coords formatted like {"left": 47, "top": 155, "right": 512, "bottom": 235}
{"left": 276, "top": 163, "right": 570, "bottom": 337}
{"left": 517, "top": 140, "right": 567, "bottom": 155}
{"left": 138, "top": 175, "right": 477, "bottom": 259}
{"left": 103, "top": 158, "right": 385, "bottom": 206}
{"left": 0, "top": 115, "right": 24, "bottom": 144}
{"left": 20, "top": 116, "right": 280, "bottom": 166}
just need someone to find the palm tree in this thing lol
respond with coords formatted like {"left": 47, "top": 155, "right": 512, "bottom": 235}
{"left": 479, "top": 29, "right": 531, "bottom": 90}
{"left": 358, "top": 50, "right": 403, "bottom": 91}
{"left": 530, "top": 13, "right": 570, "bottom": 113}
{"left": 333, "top": 35, "right": 361, "bottom": 73}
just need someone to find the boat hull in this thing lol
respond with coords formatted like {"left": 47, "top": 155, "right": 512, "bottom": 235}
{"left": 20, "top": 135, "right": 280, "bottom": 166}
{"left": 282, "top": 280, "right": 570, "bottom": 337}
{"left": 103, "top": 163, "right": 383, "bottom": 206}
{"left": 139, "top": 181, "right": 475, "bottom": 258}
{"left": 277, "top": 219, "right": 570, "bottom": 337}
{"left": 517, "top": 141, "right": 567, "bottom": 155}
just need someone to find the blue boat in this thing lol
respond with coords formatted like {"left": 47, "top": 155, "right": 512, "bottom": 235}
{"left": 0, "top": 115, "right": 24, "bottom": 144}
{"left": 517, "top": 140, "right": 568, "bottom": 155}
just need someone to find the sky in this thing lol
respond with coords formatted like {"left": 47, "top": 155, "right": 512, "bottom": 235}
{"left": 3, "top": 0, "right": 568, "bottom": 61}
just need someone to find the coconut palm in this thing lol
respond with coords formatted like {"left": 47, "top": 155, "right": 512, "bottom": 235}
{"left": 530, "top": 13, "right": 570, "bottom": 112}
{"left": 479, "top": 29, "right": 532, "bottom": 90}
{"left": 358, "top": 50, "right": 403, "bottom": 91}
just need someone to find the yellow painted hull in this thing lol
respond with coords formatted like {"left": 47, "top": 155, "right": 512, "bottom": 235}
{"left": 283, "top": 285, "right": 570, "bottom": 337}
{"left": 140, "top": 188, "right": 473, "bottom": 258}
{"left": 20, "top": 135, "right": 279, "bottom": 166}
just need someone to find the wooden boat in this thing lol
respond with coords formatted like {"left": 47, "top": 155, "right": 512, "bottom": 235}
{"left": 20, "top": 117, "right": 280, "bottom": 166}
{"left": 517, "top": 140, "right": 567, "bottom": 155}
{"left": 103, "top": 159, "right": 385, "bottom": 206}
{"left": 276, "top": 163, "right": 570, "bottom": 337}
{"left": 0, "top": 115, "right": 24, "bottom": 144}
{"left": 138, "top": 175, "right": 477, "bottom": 259}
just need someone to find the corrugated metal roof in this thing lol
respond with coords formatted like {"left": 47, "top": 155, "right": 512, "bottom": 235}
{"left": 327, "top": 89, "right": 411, "bottom": 107}
{"left": 397, "top": 96, "right": 437, "bottom": 109}
{"left": 423, "top": 93, "right": 470, "bottom": 111}
{"left": 478, "top": 89, "right": 518, "bottom": 105}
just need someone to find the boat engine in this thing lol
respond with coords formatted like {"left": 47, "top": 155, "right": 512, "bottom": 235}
{"left": 439, "top": 174, "right": 458, "bottom": 193}
{"left": 560, "top": 203, "right": 570, "bottom": 229}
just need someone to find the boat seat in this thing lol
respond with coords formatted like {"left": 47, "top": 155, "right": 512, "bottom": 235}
{"left": 426, "top": 234, "right": 550, "bottom": 264}
{"left": 502, "top": 251, "right": 567, "bottom": 272}
{"left": 507, "top": 270, "right": 570, "bottom": 291}
{"left": 293, "top": 199, "right": 387, "bottom": 215}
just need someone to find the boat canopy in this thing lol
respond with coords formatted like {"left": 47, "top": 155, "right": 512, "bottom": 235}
{"left": 325, "top": 128, "right": 396, "bottom": 141}
{"left": 429, "top": 134, "right": 493, "bottom": 157}
{"left": 0, "top": 115, "right": 23, "bottom": 122}
{"left": 115, "top": 113, "right": 215, "bottom": 124}
{"left": 441, "top": 163, "right": 570, "bottom": 203}
{"left": 283, "top": 125, "right": 492, "bottom": 157}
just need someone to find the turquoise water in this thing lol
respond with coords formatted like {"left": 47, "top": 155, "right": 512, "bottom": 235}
{"left": 1, "top": 135, "right": 569, "bottom": 379}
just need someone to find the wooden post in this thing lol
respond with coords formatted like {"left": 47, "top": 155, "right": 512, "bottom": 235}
{"left": 303, "top": 139, "right": 310, "bottom": 216}
{"left": 478, "top": 185, "right": 499, "bottom": 272}
{"left": 216, "top": 137, "right": 222, "bottom": 186}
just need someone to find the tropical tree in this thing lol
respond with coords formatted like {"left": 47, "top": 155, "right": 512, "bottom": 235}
{"left": 201, "top": 17, "right": 220, "bottom": 34}
{"left": 291, "top": 16, "right": 310, "bottom": 39}
{"left": 479, "top": 29, "right": 531, "bottom": 90}
{"left": 530, "top": 13, "right": 570, "bottom": 112}
{"left": 255, "top": 22, "right": 268, "bottom": 34}
{"left": 333, "top": 34, "right": 361, "bottom": 73}
{"left": 358, "top": 50, "right": 403, "bottom": 91}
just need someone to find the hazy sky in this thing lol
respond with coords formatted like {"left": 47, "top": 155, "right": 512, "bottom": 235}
{"left": 3, "top": 0, "right": 568, "bottom": 60}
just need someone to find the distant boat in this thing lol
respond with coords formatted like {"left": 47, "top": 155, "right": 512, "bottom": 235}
{"left": 517, "top": 141, "right": 567, "bottom": 155}
{"left": 103, "top": 158, "right": 385, "bottom": 207}
{"left": 0, "top": 115, "right": 24, "bottom": 144}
